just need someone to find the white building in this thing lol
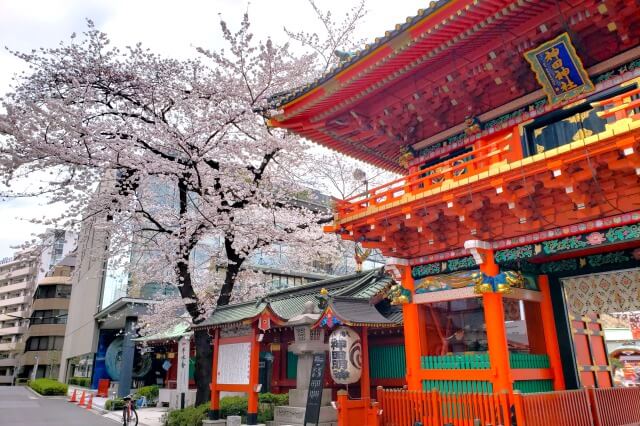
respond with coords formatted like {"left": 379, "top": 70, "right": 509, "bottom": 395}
{"left": 0, "top": 229, "right": 76, "bottom": 385}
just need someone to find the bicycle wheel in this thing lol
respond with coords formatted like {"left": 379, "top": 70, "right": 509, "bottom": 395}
{"left": 129, "top": 407, "right": 138, "bottom": 426}
{"left": 122, "top": 406, "right": 138, "bottom": 426}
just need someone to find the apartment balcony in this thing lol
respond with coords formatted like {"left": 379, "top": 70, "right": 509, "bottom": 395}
{"left": 0, "top": 266, "right": 34, "bottom": 280}
{"left": 329, "top": 84, "right": 640, "bottom": 258}
{"left": 0, "top": 357, "right": 17, "bottom": 367}
{"left": 27, "top": 324, "right": 66, "bottom": 337}
{"left": 37, "top": 276, "right": 71, "bottom": 286}
{"left": 31, "top": 297, "right": 69, "bottom": 312}
{"left": 0, "top": 295, "right": 31, "bottom": 309}
{"left": 0, "top": 310, "right": 25, "bottom": 322}
{"left": 0, "top": 281, "right": 30, "bottom": 295}
{"left": 0, "top": 326, "right": 27, "bottom": 337}
{"left": 0, "top": 341, "right": 24, "bottom": 352}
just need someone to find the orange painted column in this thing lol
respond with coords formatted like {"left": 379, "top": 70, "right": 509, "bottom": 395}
{"left": 397, "top": 262, "right": 422, "bottom": 391}
{"left": 209, "top": 328, "right": 221, "bottom": 419}
{"left": 538, "top": 274, "right": 566, "bottom": 390}
{"left": 484, "top": 292, "right": 512, "bottom": 394}
{"left": 361, "top": 326, "right": 371, "bottom": 399}
{"left": 247, "top": 324, "right": 261, "bottom": 425}
{"left": 479, "top": 248, "right": 512, "bottom": 395}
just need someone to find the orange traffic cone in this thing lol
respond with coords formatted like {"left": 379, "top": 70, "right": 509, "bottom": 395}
{"left": 85, "top": 393, "right": 93, "bottom": 410}
{"left": 68, "top": 389, "right": 77, "bottom": 403}
{"left": 78, "top": 390, "right": 86, "bottom": 407}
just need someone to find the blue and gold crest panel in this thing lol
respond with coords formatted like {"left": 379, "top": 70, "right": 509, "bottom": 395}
{"left": 524, "top": 32, "right": 594, "bottom": 105}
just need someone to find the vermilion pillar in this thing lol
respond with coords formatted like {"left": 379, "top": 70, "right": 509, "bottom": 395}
{"left": 483, "top": 292, "right": 512, "bottom": 394}
{"left": 360, "top": 326, "right": 370, "bottom": 399}
{"left": 247, "top": 324, "right": 261, "bottom": 425}
{"left": 209, "top": 328, "right": 221, "bottom": 420}
{"left": 538, "top": 275, "right": 566, "bottom": 390}
{"left": 394, "top": 261, "right": 422, "bottom": 391}
{"left": 477, "top": 245, "right": 512, "bottom": 394}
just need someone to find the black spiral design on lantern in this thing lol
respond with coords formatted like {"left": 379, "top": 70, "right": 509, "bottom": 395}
{"left": 349, "top": 340, "right": 362, "bottom": 370}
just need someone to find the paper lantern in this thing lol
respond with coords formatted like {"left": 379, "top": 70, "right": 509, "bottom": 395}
{"left": 329, "top": 326, "right": 362, "bottom": 384}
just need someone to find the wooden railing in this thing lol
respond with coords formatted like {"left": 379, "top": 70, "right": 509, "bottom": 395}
{"left": 590, "top": 386, "right": 640, "bottom": 426}
{"left": 513, "top": 389, "right": 593, "bottom": 426}
{"left": 513, "top": 386, "right": 640, "bottom": 426}
{"left": 374, "top": 386, "right": 640, "bottom": 426}
{"left": 334, "top": 133, "right": 515, "bottom": 219}
{"left": 594, "top": 86, "right": 640, "bottom": 121}
{"left": 377, "top": 388, "right": 510, "bottom": 426}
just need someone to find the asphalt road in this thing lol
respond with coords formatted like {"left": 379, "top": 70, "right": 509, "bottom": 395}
{"left": 0, "top": 386, "right": 117, "bottom": 426}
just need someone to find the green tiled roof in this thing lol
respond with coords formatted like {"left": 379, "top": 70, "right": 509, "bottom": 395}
{"left": 325, "top": 296, "right": 399, "bottom": 327}
{"left": 133, "top": 321, "right": 191, "bottom": 342}
{"left": 197, "top": 300, "right": 268, "bottom": 329}
{"left": 196, "top": 268, "right": 396, "bottom": 329}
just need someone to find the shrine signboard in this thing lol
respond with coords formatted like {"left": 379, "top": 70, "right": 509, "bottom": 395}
{"left": 217, "top": 342, "right": 251, "bottom": 385}
{"left": 525, "top": 32, "right": 594, "bottom": 105}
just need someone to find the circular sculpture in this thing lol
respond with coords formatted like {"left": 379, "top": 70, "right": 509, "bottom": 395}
{"left": 329, "top": 326, "right": 362, "bottom": 385}
{"left": 105, "top": 337, "right": 152, "bottom": 380}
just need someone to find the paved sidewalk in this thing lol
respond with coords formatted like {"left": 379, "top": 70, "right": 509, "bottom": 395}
{"left": 101, "top": 406, "right": 167, "bottom": 426}
{"left": 67, "top": 385, "right": 168, "bottom": 426}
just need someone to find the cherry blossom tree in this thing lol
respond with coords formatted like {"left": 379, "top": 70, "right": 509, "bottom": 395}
{"left": 0, "top": 2, "right": 369, "bottom": 404}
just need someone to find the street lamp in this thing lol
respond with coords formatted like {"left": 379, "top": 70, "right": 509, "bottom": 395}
{"left": 31, "top": 355, "right": 39, "bottom": 381}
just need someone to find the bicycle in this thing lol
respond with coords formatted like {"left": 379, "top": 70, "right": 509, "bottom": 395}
{"left": 122, "top": 394, "right": 139, "bottom": 426}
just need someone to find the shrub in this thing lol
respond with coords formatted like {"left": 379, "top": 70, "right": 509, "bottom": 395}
{"left": 165, "top": 393, "right": 289, "bottom": 425}
{"left": 259, "top": 392, "right": 288, "bottom": 406}
{"left": 105, "top": 398, "right": 126, "bottom": 410}
{"left": 29, "top": 378, "right": 68, "bottom": 396}
{"left": 135, "top": 385, "right": 159, "bottom": 401}
{"left": 257, "top": 392, "right": 288, "bottom": 422}
{"left": 68, "top": 377, "right": 91, "bottom": 387}
{"left": 258, "top": 406, "right": 274, "bottom": 423}
{"left": 166, "top": 403, "right": 209, "bottom": 426}
{"left": 220, "top": 396, "right": 248, "bottom": 418}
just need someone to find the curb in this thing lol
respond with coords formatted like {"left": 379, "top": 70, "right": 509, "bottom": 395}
{"left": 24, "top": 386, "right": 67, "bottom": 399}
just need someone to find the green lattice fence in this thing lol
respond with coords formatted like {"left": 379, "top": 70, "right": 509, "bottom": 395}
{"left": 369, "top": 345, "right": 406, "bottom": 379}
{"left": 286, "top": 352, "right": 298, "bottom": 380}
{"left": 423, "top": 379, "right": 494, "bottom": 394}
{"left": 421, "top": 353, "right": 491, "bottom": 370}
{"left": 513, "top": 379, "right": 554, "bottom": 393}
{"left": 509, "top": 353, "right": 550, "bottom": 369}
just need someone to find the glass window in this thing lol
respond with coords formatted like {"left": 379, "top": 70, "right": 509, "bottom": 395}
{"left": 27, "top": 338, "right": 37, "bottom": 351}
{"left": 504, "top": 299, "right": 530, "bottom": 352}
{"left": 34, "top": 285, "right": 70, "bottom": 299}
{"left": 53, "top": 337, "right": 64, "bottom": 350}
{"left": 424, "top": 298, "right": 487, "bottom": 355}
{"left": 30, "top": 310, "right": 67, "bottom": 325}
{"left": 55, "top": 286, "right": 71, "bottom": 299}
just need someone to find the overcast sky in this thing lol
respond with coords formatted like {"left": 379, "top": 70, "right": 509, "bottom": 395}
{"left": 0, "top": 0, "right": 425, "bottom": 258}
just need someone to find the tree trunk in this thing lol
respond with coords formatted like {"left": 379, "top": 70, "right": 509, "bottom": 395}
{"left": 193, "top": 327, "right": 213, "bottom": 406}
{"left": 175, "top": 177, "right": 213, "bottom": 406}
